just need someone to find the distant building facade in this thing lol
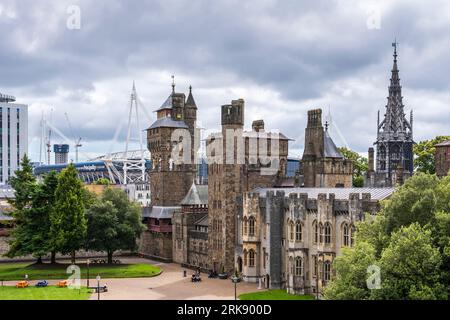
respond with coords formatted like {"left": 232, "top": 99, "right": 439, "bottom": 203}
{"left": 435, "top": 141, "right": 450, "bottom": 178}
{"left": 299, "top": 109, "right": 353, "bottom": 188}
{"left": 0, "top": 93, "right": 28, "bottom": 185}
{"left": 365, "top": 43, "right": 414, "bottom": 187}
{"left": 53, "top": 144, "right": 69, "bottom": 164}
{"left": 238, "top": 188, "right": 394, "bottom": 294}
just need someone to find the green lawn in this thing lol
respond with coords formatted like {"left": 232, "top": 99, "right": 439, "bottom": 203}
{"left": 0, "top": 262, "right": 161, "bottom": 281}
{"left": 239, "top": 290, "right": 315, "bottom": 300}
{"left": 0, "top": 286, "right": 92, "bottom": 300}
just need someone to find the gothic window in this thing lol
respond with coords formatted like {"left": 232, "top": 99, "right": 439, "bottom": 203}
{"left": 295, "top": 222, "right": 302, "bottom": 242}
{"left": 243, "top": 250, "right": 248, "bottom": 266}
{"left": 295, "top": 257, "right": 304, "bottom": 277}
{"left": 319, "top": 223, "right": 324, "bottom": 243}
{"left": 343, "top": 223, "right": 349, "bottom": 247}
{"left": 289, "top": 257, "right": 294, "bottom": 274}
{"left": 350, "top": 225, "right": 356, "bottom": 247}
{"left": 313, "top": 221, "right": 318, "bottom": 244}
{"left": 313, "top": 255, "right": 318, "bottom": 277}
{"left": 289, "top": 220, "right": 295, "bottom": 242}
{"left": 324, "top": 223, "right": 332, "bottom": 244}
{"left": 379, "top": 145, "right": 386, "bottom": 159}
{"left": 243, "top": 217, "right": 248, "bottom": 235}
{"left": 248, "top": 217, "right": 255, "bottom": 236}
{"left": 249, "top": 249, "right": 255, "bottom": 267}
{"left": 323, "top": 261, "right": 331, "bottom": 281}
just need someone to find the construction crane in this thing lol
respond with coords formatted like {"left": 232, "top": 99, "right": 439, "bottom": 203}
{"left": 45, "top": 109, "right": 53, "bottom": 165}
{"left": 64, "top": 112, "right": 82, "bottom": 163}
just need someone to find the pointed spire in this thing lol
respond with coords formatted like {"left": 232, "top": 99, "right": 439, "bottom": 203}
{"left": 171, "top": 75, "right": 175, "bottom": 93}
{"left": 186, "top": 84, "right": 197, "bottom": 108}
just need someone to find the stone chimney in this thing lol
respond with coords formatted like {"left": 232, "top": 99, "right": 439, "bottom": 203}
{"left": 251, "top": 120, "right": 265, "bottom": 132}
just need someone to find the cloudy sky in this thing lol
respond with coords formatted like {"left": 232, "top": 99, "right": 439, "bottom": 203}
{"left": 1, "top": 0, "right": 449, "bottom": 163}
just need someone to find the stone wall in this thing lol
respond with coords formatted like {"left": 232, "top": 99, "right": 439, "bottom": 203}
{"left": 138, "top": 230, "right": 173, "bottom": 262}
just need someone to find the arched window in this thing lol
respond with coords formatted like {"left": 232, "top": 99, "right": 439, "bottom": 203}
{"left": 295, "top": 222, "right": 302, "bottom": 242}
{"left": 324, "top": 223, "right": 332, "bottom": 244}
{"left": 295, "top": 257, "right": 303, "bottom": 277}
{"left": 343, "top": 223, "right": 349, "bottom": 247}
{"left": 248, "top": 217, "right": 255, "bottom": 236}
{"left": 289, "top": 220, "right": 295, "bottom": 241}
{"left": 249, "top": 249, "right": 255, "bottom": 267}
{"left": 350, "top": 225, "right": 356, "bottom": 247}
{"left": 313, "top": 221, "right": 318, "bottom": 244}
{"left": 243, "top": 217, "right": 248, "bottom": 235}
{"left": 289, "top": 257, "right": 294, "bottom": 275}
{"left": 319, "top": 223, "right": 324, "bottom": 243}
{"left": 323, "top": 261, "right": 331, "bottom": 281}
{"left": 243, "top": 250, "right": 248, "bottom": 266}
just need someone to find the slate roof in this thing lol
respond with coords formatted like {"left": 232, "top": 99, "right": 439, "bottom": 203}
{"left": 143, "top": 206, "right": 180, "bottom": 219}
{"left": 147, "top": 117, "right": 189, "bottom": 130}
{"left": 186, "top": 90, "right": 197, "bottom": 108}
{"left": 194, "top": 214, "right": 208, "bottom": 227}
{"left": 157, "top": 93, "right": 174, "bottom": 111}
{"left": 324, "top": 130, "right": 344, "bottom": 158}
{"left": 180, "top": 183, "right": 208, "bottom": 205}
{"left": 435, "top": 141, "right": 450, "bottom": 147}
{"left": 252, "top": 187, "right": 395, "bottom": 200}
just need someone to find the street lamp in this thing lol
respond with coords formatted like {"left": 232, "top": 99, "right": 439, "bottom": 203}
{"left": 96, "top": 275, "right": 101, "bottom": 301}
{"left": 231, "top": 275, "right": 239, "bottom": 301}
{"left": 86, "top": 259, "right": 90, "bottom": 288}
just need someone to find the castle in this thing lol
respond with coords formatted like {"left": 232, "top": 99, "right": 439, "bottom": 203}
{"left": 138, "top": 44, "right": 406, "bottom": 295}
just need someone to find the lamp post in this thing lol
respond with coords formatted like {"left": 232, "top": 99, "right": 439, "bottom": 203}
{"left": 96, "top": 275, "right": 101, "bottom": 300}
{"left": 86, "top": 259, "right": 90, "bottom": 288}
{"left": 231, "top": 275, "right": 239, "bottom": 301}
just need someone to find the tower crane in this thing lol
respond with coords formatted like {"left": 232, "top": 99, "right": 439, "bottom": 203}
{"left": 64, "top": 112, "right": 82, "bottom": 163}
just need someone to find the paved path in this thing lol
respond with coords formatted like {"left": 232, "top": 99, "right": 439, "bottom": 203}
{"left": 88, "top": 258, "right": 260, "bottom": 300}
{"left": 2, "top": 257, "right": 261, "bottom": 300}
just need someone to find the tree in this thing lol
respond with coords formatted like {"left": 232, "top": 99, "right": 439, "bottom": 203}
{"left": 93, "top": 178, "right": 110, "bottom": 185}
{"left": 323, "top": 241, "right": 377, "bottom": 300}
{"left": 7, "top": 155, "right": 36, "bottom": 220}
{"left": 5, "top": 155, "right": 38, "bottom": 261}
{"left": 414, "top": 135, "right": 450, "bottom": 174}
{"left": 382, "top": 173, "right": 440, "bottom": 234}
{"left": 373, "top": 224, "right": 446, "bottom": 300}
{"left": 50, "top": 164, "right": 87, "bottom": 264}
{"left": 86, "top": 187, "right": 146, "bottom": 263}
{"left": 325, "top": 173, "right": 450, "bottom": 300}
{"left": 338, "top": 147, "right": 368, "bottom": 187}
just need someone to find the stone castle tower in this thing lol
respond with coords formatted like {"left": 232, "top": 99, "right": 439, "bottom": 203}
{"left": 139, "top": 82, "right": 199, "bottom": 261}
{"left": 300, "top": 109, "right": 353, "bottom": 188}
{"left": 207, "top": 99, "right": 289, "bottom": 273}
{"left": 365, "top": 42, "right": 414, "bottom": 187}
{"left": 147, "top": 82, "right": 198, "bottom": 205}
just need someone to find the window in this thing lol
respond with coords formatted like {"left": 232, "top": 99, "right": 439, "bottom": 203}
{"left": 295, "top": 257, "right": 303, "bottom": 277}
{"left": 289, "top": 257, "right": 294, "bottom": 274}
{"left": 319, "top": 223, "right": 324, "bottom": 243}
{"left": 289, "top": 221, "right": 294, "bottom": 241}
{"left": 313, "top": 255, "right": 318, "bottom": 277}
{"left": 323, "top": 261, "right": 331, "bottom": 281}
{"left": 243, "top": 250, "right": 248, "bottom": 266}
{"left": 324, "top": 223, "right": 331, "bottom": 244}
{"left": 248, "top": 217, "right": 255, "bottom": 236}
{"left": 313, "top": 221, "right": 318, "bottom": 244}
{"left": 249, "top": 249, "right": 255, "bottom": 267}
{"left": 343, "top": 223, "right": 349, "bottom": 246}
{"left": 243, "top": 217, "right": 248, "bottom": 235}
{"left": 295, "top": 222, "right": 302, "bottom": 242}
{"left": 350, "top": 225, "right": 356, "bottom": 247}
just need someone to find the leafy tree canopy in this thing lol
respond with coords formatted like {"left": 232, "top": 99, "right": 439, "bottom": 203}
{"left": 338, "top": 147, "right": 368, "bottom": 187}
{"left": 414, "top": 135, "right": 450, "bottom": 174}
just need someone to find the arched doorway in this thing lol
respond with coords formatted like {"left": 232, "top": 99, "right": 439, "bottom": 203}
{"left": 265, "top": 274, "right": 270, "bottom": 289}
